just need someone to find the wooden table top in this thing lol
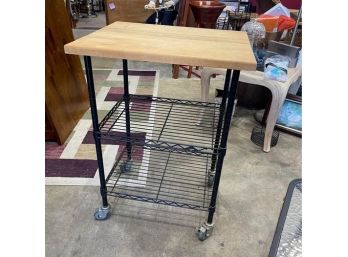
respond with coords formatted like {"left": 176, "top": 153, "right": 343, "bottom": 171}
{"left": 64, "top": 22, "right": 256, "bottom": 70}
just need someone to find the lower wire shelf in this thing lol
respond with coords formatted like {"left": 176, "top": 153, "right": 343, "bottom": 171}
{"left": 105, "top": 145, "right": 214, "bottom": 211}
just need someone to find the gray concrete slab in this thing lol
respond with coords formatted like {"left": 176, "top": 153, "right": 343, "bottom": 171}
{"left": 46, "top": 63, "right": 301, "bottom": 257}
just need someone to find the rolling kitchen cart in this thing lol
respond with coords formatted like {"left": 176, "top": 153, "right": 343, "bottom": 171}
{"left": 64, "top": 22, "right": 256, "bottom": 241}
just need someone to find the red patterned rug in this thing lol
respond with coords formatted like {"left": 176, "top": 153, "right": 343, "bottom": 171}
{"left": 45, "top": 69, "right": 159, "bottom": 185}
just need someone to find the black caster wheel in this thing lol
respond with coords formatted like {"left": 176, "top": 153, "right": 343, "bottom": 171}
{"left": 207, "top": 174, "right": 215, "bottom": 187}
{"left": 94, "top": 205, "right": 111, "bottom": 220}
{"left": 196, "top": 223, "right": 214, "bottom": 241}
{"left": 120, "top": 159, "right": 133, "bottom": 173}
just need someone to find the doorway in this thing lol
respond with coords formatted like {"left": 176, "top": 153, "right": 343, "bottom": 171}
{"left": 65, "top": 0, "right": 107, "bottom": 39}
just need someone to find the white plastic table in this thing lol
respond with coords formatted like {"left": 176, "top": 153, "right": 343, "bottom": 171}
{"left": 201, "top": 65, "right": 302, "bottom": 152}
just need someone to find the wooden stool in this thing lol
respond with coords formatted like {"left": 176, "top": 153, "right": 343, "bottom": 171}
{"left": 189, "top": 1, "right": 226, "bottom": 29}
{"left": 177, "top": 1, "right": 226, "bottom": 78}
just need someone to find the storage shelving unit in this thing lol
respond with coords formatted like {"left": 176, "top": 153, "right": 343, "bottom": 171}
{"left": 64, "top": 21, "right": 256, "bottom": 241}
{"left": 98, "top": 95, "right": 222, "bottom": 154}
{"left": 101, "top": 95, "right": 221, "bottom": 210}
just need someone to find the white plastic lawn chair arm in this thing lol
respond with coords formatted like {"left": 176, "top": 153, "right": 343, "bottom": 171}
{"left": 201, "top": 68, "right": 225, "bottom": 102}
{"left": 145, "top": 1, "right": 156, "bottom": 9}
{"left": 164, "top": 0, "right": 175, "bottom": 7}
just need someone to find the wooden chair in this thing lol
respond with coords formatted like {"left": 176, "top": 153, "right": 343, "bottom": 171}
{"left": 184, "top": 1, "right": 226, "bottom": 78}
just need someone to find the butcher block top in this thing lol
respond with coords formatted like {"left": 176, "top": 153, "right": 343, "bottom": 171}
{"left": 64, "top": 21, "right": 256, "bottom": 70}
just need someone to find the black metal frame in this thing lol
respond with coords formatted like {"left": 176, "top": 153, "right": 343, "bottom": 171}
{"left": 84, "top": 56, "right": 108, "bottom": 208}
{"left": 268, "top": 179, "right": 302, "bottom": 257}
{"left": 83, "top": 56, "right": 240, "bottom": 226}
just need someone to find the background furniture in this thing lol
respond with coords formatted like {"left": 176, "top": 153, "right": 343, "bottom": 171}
{"left": 200, "top": 64, "right": 302, "bottom": 152}
{"left": 77, "top": 0, "right": 98, "bottom": 17}
{"left": 176, "top": 0, "right": 200, "bottom": 27}
{"left": 184, "top": 1, "right": 226, "bottom": 78}
{"left": 173, "top": 0, "right": 200, "bottom": 78}
{"left": 226, "top": 4, "right": 252, "bottom": 30}
{"left": 173, "top": 0, "right": 256, "bottom": 78}
{"left": 105, "top": 0, "right": 153, "bottom": 24}
{"left": 46, "top": 0, "right": 89, "bottom": 144}
{"left": 189, "top": 1, "right": 226, "bottom": 28}
{"left": 64, "top": 21, "right": 256, "bottom": 240}
{"left": 66, "top": 0, "right": 105, "bottom": 29}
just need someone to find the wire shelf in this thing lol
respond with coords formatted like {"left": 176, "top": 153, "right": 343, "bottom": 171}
{"left": 98, "top": 95, "right": 223, "bottom": 155}
{"left": 105, "top": 145, "right": 214, "bottom": 211}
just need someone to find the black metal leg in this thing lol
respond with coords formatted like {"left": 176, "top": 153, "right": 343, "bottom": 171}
{"left": 210, "top": 69, "right": 232, "bottom": 172}
{"left": 84, "top": 56, "right": 109, "bottom": 208}
{"left": 207, "top": 70, "right": 241, "bottom": 224}
{"left": 122, "top": 59, "right": 132, "bottom": 160}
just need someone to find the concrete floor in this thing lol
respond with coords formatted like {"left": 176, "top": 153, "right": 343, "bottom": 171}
{"left": 46, "top": 57, "right": 301, "bottom": 257}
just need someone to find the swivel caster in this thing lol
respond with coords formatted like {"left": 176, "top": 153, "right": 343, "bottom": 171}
{"left": 207, "top": 174, "right": 215, "bottom": 187}
{"left": 94, "top": 205, "right": 111, "bottom": 220}
{"left": 196, "top": 223, "right": 214, "bottom": 241}
{"left": 120, "top": 159, "right": 133, "bottom": 173}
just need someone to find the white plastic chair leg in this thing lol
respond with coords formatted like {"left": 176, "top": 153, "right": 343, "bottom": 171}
{"left": 263, "top": 86, "right": 288, "bottom": 152}
{"left": 197, "top": 68, "right": 226, "bottom": 126}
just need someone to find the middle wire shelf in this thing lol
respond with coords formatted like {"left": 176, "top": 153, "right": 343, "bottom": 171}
{"left": 98, "top": 95, "right": 224, "bottom": 155}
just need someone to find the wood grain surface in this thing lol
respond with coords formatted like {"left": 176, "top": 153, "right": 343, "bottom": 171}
{"left": 46, "top": 0, "right": 89, "bottom": 144}
{"left": 64, "top": 21, "right": 256, "bottom": 70}
{"left": 105, "top": 0, "right": 152, "bottom": 24}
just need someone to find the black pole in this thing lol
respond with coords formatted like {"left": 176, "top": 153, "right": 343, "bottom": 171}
{"left": 122, "top": 59, "right": 132, "bottom": 160}
{"left": 84, "top": 56, "right": 108, "bottom": 208}
{"left": 290, "top": 5, "right": 302, "bottom": 46}
{"left": 207, "top": 70, "right": 240, "bottom": 224}
{"left": 210, "top": 69, "right": 232, "bottom": 172}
